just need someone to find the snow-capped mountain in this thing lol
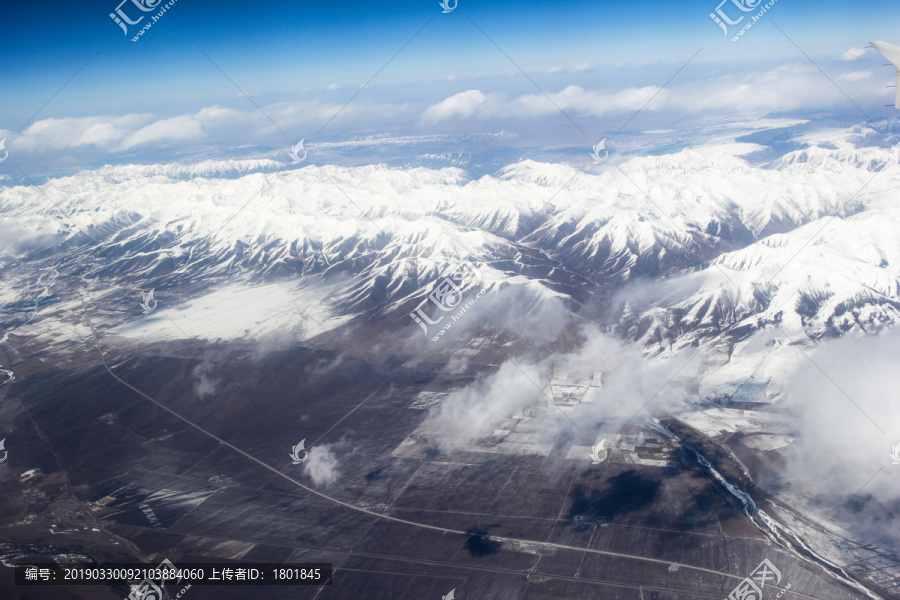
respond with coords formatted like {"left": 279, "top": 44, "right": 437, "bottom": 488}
{"left": 2, "top": 137, "right": 899, "bottom": 361}
{"left": 3, "top": 126, "right": 900, "bottom": 600}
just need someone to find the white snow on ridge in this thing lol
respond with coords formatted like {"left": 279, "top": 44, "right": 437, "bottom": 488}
{"left": 0, "top": 149, "right": 890, "bottom": 265}
{"left": 3, "top": 134, "right": 900, "bottom": 354}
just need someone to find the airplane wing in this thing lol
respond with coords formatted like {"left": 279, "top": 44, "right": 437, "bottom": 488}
{"left": 870, "top": 40, "right": 900, "bottom": 109}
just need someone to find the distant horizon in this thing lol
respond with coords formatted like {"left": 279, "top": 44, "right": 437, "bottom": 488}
{"left": 3, "top": 0, "right": 900, "bottom": 174}
{"left": 2, "top": 113, "right": 899, "bottom": 182}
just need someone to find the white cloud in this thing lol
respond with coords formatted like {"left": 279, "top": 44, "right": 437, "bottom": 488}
{"left": 11, "top": 114, "right": 153, "bottom": 152}
{"left": 421, "top": 89, "right": 493, "bottom": 122}
{"left": 303, "top": 443, "right": 340, "bottom": 486}
{"left": 74, "top": 122, "right": 131, "bottom": 147}
{"left": 2, "top": 98, "right": 411, "bottom": 160}
{"left": 421, "top": 85, "right": 663, "bottom": 123}
{"left": 0, "top": 217, "right": 64, "bottom": 256}
{"left": 420, "top": 63, "right": 887, "bottom": 123}
{"left": 432, "top": 360, "right": 550, "bottom": 451}
{"left": 120, "top": 115, "right": 204, "bottom": 150}
{"left": 837, "top": 70, "right": 872, "bottom": 82}
{"left": 1, "top": 60, "right": 891, "bottom": 166}
{"left": 428, "top": 324, "right": 695, "bottom": 452}
{"left": 547, "top": 62, "right": 594, "bottom": 74}
{"left": 191, "top": 360, "right": 220, "bottom": 400}
{"left": 782, "top": 331, "right": 900, "bottom": 539}
{"left": 840, "top": 47, "right": 867, "bottom": 61}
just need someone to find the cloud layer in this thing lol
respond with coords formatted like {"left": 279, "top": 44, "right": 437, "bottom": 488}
{"left": 783, "top": 330, "right": 900, "bottom": 531}
{"left": 2, "top": 59, "right": 894, "bottom": 169}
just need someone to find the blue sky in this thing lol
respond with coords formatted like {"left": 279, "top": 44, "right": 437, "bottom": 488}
{"left": 2, "top": 0, "right": 900, "bottom": 173}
